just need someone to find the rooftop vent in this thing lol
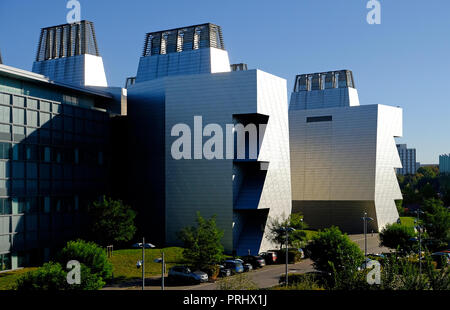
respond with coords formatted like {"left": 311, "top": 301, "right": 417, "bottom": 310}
{"left": 142, "top": 23, "right": 225, "bottom": 57}
{"left": 294, "top": 70, "right": 355, "bottom": 92}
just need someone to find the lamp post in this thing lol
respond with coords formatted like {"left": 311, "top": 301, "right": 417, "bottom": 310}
{"left": 279, "top": 226, "right": 295, "bottom": 287}
{"left": 361, "top": 212, "right": 374, "bottom": 267}
{"left": 154, "top": 251, "right": 166, "bottom": 291}
{"left": 135, "top": 238, "right": 155, "bottom": 291}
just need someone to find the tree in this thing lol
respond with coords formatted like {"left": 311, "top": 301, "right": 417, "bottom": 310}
{"left": 87, "top": 196, "right": 137, "bottom": 247}
{"left": 305, "top": 226, "right": 365, "bottom": 289}
{"left": 266, "top": 213, "right": 308, "bottom": 249}
{"left": 422, "top": 199, "right": 450, "bottom": 248}
{"left": 379, "top": 223, "right": 416, "bottom": 254}
{"left": 57, "top": 239, "right": 113, "bottom": 280}
{"left": 177, "top": 212, "right": 225, "bottom": 270}
{"left": 15, "top": 262, "right": 105, "bottom": 291}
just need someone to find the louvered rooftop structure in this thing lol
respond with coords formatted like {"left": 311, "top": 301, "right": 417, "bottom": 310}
{"left": 32, "top": 20, "right": 108, "bottom": 87}
{"left": 135, "top": 23, "right": 230, "bottom": 83}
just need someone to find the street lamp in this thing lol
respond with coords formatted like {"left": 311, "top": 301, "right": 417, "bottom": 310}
{"left": 361, "top": 212, "right": 374, "bottom": 267}
{"left": 135, "top": 237, "right": 155, "bottom": 290}
{"left": 154, "top": 251, "right": 166, "bottom": 291}
{"left": 279, "top": 226, "right": 295, "bottom": 287}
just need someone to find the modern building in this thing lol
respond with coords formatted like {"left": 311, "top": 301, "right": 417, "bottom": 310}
{"left": 126, "top": 23, "right": 292, "bottom": 255}
{"left": 0, "top": 21, "right": 124, "bottom": 272}
{"left": 396, "top": 144, "right": 420, "bottom": 175}
{"left": 289, "top": 70, "right": 403, "bottom": 232}
{"left": 440, "top": 154, "right": 450, "bottom": 174}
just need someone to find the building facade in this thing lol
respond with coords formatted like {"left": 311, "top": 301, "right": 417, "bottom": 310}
{"left": 440, "top": 154, "right": 450, "bottom": 174}
{"left": 127, "top": 24, "right": 291, "bottom": 255}
{"left": 0, "top": 21, "right": 123, "bottom": 272}
{"left": 396, "top": 144, "right": 420, "bottom": 175}
{"left": 289, "top": 70, "right": 403, "bottom": 232}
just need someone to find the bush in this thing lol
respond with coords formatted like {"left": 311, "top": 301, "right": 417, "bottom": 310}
{"left": 15, "top": 262, "right": 67, "bottom": 291}
{"left": 275, "top": 248, "right": 303, "bottom": 264}
{"left": 277, "top": 273, "right": 325, "bottom": 290}
{"left": 57, "top": 239, "right": 112, "bottom": 280}
{"left": 379, "top": 223, "right": 416, "bottom": 254}
{"left": 202, "top": 264, "right": 220, "bottom": 281}
{"left": 15, "top": 262, "right": 105, "bottom": 291}
{"left": 305, "top": 226, "right": 365, "bottom": 289}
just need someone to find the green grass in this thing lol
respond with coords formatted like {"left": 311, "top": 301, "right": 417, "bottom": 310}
{"left": 400, "top": 217, "right": 415, "bottom": 228}
{"left": 0, "top": 268, "right": 37, "bottom": 290}
{"left": 108, "top": 247, "right": 186, "bottom": 282}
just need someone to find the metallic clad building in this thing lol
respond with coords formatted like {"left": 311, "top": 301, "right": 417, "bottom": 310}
{"left": 32, "top": 21, "right": 108, "bottom": 87}
{"left": 289, "top": 70, "right": 403, "bottom": 232}
{"left": 127, "top": 24, "right": 291, "bottom": 255}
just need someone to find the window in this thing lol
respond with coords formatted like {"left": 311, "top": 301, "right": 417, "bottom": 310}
{"left": 13, "top": 108, "right": 25, "bottom": 125}
{"left": 44, "top": 147, "right": 51, "bottom": 163}
{"left": 0, "top": 143, "right": 11, "bottom": 159}
{"left": 306, "top": 116, "right": 333, "bottom": 123}
{"left": 27, "top": 110, "right": 38, "bottom": 127}
{"left": 0, "top": 161, "right": 10, "bottom": 178}
{"left": 13, "top": 96, "right": 25, "bottom": 107}
{"left": 0, "top": 106, "right": 11, "bottom": 123}
{"left": 40, "top": 101, "right": 51, "bottom": 112}
{"left": 40, "top": 112, "right": 51, "bottom": 127}
{"left": 0, "top": 93, "right": 10, "bottom": 105}
{"left": 27, "top": 98, "right": 38, "bottom": 110}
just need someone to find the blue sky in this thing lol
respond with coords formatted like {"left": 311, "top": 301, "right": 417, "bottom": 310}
{"left": 0, "top": 0, "right": 449, "bottom": 164}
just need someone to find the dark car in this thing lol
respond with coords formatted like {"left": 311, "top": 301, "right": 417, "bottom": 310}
{"left": 260, "top": 251, "right": 278, "bottom": 264}
{"left": 218, "top": 265, "right": 232, "bottom": 277}
{"left": 242, "top": 255, "right": 266, "bottom": 269}
{"left": 168, "top": 266, "right": 208, "bottom": 284}
{"left": 223, "top": 260, "right": 244, "bottom": 274}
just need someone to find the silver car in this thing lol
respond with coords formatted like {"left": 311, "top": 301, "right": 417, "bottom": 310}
{"left": 168, "top": 266, "right": 208, "bottom": 284}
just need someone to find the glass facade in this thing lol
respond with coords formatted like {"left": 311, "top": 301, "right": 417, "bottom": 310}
{"left": 0, "top": 83, "right": 111, "bottom": 270}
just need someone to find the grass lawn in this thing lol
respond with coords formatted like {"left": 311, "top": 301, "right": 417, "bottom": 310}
{"left": 108, "top": 247, "right": 186, "bottom": 282}
{"left": 0, "top": 268, "right": 38, "bottom": 290}
{"left": 400, "top": 217, "right": 415, "bottom": 228}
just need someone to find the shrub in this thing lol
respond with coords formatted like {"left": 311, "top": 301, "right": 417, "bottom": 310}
{"left": 217, "top": 273, "right": 258, "bottom": 290}
{"left": 57, "top": 239, "right": 112, "bottom": 280}
{"left": 379, "top": 223, "right": 416, "bottom": 254}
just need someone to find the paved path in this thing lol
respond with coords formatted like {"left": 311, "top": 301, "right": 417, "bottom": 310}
{"left": 103, "top": 233, "right": 388, "bottom": 290}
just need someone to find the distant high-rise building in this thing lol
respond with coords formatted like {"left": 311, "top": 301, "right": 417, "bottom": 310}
{"left": 32, "top": 21, "right": 108, "bottom": 87}
{"left": 440, "top": 154, "right": 450, "bottom": 174}
{"left": 289, "top": 70, "right": 403, "bottom": 232}
{"left": 396, "top": 144, "right": 420, "bottom": 175}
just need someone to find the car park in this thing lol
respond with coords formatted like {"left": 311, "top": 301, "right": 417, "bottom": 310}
{"left": 218, "top": 264, "right": 232, "bottom": 277}
{"left": 241, "top": 255, "right": 266, "bottom": 269}
{"left": 235, "top": 259, "right": 253, "bottom": 272}
{"left": 168, "top": 266, "right": 208, "bottom": 284}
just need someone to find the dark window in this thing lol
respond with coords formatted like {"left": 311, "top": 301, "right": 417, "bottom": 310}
{"left": 306, "top": 116, "right": 332, "bottom": 123}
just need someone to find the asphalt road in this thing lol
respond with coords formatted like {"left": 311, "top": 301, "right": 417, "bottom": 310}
{"left": 103, "top": 233, "right": 388, "bottom": 290}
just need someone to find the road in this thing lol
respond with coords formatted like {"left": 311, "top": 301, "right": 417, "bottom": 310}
{"left": 103, "top": 233, "right": 388, "bottom": 290}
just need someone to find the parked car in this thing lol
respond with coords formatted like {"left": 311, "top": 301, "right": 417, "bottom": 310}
{"left": 131, "top": 242, "right": 155, "bottom": 249}
{"left": 259, "top": 251, "right": 278, "bottom": 264}
{"left": 431, "top": 252, "right": 450, "bottom": 268}
{"left": 235, "top": 259, "right": 253, "bottom": 272}
{"left": 218, "top": 264, "right": 232, "bottom": 277}
{"left": 168, "top": 266, "right": 208, "bottom": 284}
{"left": 241, "top": 255, "right": 266, "bottom": 269}
{"left": 223, "top": 260, "right": 244, "bottom": 274}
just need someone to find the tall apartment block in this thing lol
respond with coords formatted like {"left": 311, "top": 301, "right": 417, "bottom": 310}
{"left": 289, "top": 70, "right": 403, "bottom": 232}
{"left": 440, "top": 154, "right": 450, "bottom": 174}
{"left": 0, "top": 21, "right": 123, "bottom": 272}
{"left": 396, "top": 144, "right": 420, "bottom": 175}
{"left": 126, "top": 24, "right": 291, "bottom": 255}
